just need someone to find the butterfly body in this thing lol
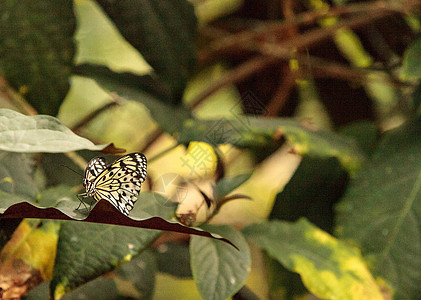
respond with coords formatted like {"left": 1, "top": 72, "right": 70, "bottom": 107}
{"left": 79, "top": 153, "right": 147, "bottom": 216}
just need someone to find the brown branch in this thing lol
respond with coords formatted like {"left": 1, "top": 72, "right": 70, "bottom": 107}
{"left": 195, "top": 3, "right": 400, "bottom": 113}
{"left": 275, "top": 10, "right": 394, "bottom": 51}
{"left": 139, "top": 128, "right": 163, "bottom": 153}
{"left": 71, "top": 94, "right": 124, "bottom": 132}
{"left": 189, "top": 56, "right": 280, "bottom": 109}
{"left": 262, "top": 0, "right": 300, "bottom": 117}
{"left": 139, "top": 55, "right": 278, "bottom": 153}
{"left": 140, "top": 0, "right": 421, "bottom": 153}
{"left": 266, "top": 69, "right": 297, "bottom": 116}
{"left": 200, "top": 0, "right": 419, "bottom": 62}
{"left": 0, "top": 77, "right": 37, "bottom": 116}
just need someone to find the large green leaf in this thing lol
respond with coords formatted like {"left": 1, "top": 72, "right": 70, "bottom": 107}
{"left": 336, "top": 117, "right": 421, "bottom": 299}
{"left": 0, "top": 0, "right": 75, "bottom": 115}
{"left": 64, "top": 250, "right": 156, "bottom": 300}
{"left": 243, "top": 219, "right": 383, "bottom": 300}
{"left": 0, "top": 219, "right": 59, "bottom": 298}
{"left": 270, "top": 157, "right": 348, "bottom": 232}
{"left": 179, "top": 117, "right": 365, "bottom": 174}
{"left": 95, "top": 0, "right": 197, "bottom": 99}
{"left": 50, "top": 222, "right": 158, "bottom": 299}
{"left": 339, "top": 121, "right": 379, "bottom": 157}
{"left": 75, "top": 66, "right": 192, "bottom": 134}
{"left": 0, "top": 109, "right": 108, "bottom": 153}
{"left": 0, "top": 151, "right": 38, "bottom": 250}
{"left": 155, "top": 241, "right": 192, "bottom": 278}
{"left": 190, "top": 224, "right": 251, "bottom": 300}
{"left": 41, "top": 153, "right": 86, "bottom": 188}
{"left": 265, "top": 157, "right": 349, "bottom": 298}
{"left": 49, "top": 188, "right": 175, "bottom": 299}
{"left": 27, "top": 251, "right": 156, "bottom": 300}
{"left": 0, "top": 152, "right": 38, "bottom": 197}
{"left": 73, "top": 64, "right": 172, "bottom": 104}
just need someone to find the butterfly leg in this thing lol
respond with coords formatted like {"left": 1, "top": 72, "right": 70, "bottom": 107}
{"left": 76, "top": 193, "right": 89, "bottom": 212}
{"left": 88, "top": 200, "right": 95, "bottom": 212}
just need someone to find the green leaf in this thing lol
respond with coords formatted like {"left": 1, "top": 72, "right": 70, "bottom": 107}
{"left": 0, "top": 219, "right": 59, "bottom": 298}
{"left": 49, "top": 190, "right": 171, "bottom": 299}
{"left": 190, "top": 224, "right": 251, "bottom": 300}
{"left": 28, "top": 251, "right": 156, "bottom": 300}
{"left": 179, "top": 117, "right": 365, "bottom": 174}
{"left": 96, "top": 0, "right": 197, "bottom": 99}
{"left": 0, "top": 152, "right": 38, "bottom": 198}
{"left": 73, "top": 64, "right": 173, "bottom": 103}
{"left": 23, "top": 281, "right": 50, "bottom": 300}
{"left": 270, "top": 157, "right": 348, "bottom": 232}
{"left": 402, "top": 38, "right": 421, "bottom": 80}
{"left": 336, "top": 116, "right": 421, "bottom": 299}
{"left": 0, "top": 109, "right": 108, "bottom": 153}
{"left": 411, "top": 81, "right": 421, "bottom": 111}
{"left": 50, "top": 221, "right": 158, "bottom": 299}
{"left": 263, "top": 253, "right": 307, "bottom": 300}
{"left": 155, "top": 242, "right": 192, "bottom": 278}
{"left": 243, "top": 219, "right": 383, "bottom": 300}
{"left": 76, "top": 66, "right": 192, "bottom": 134}
{"left": 339, "top": 121, "right": 379, "bottom": 157}
{"left": 213, "top": 173, "right": 252, "bottom": 200}
{"left": 0, "top": 0, "right": 75, "bottom": 115}
{"left": 67, "top": 251, "right": 156, "bottom": 300}
{"left": 41, "top": 153, "right": 87, "bottom": 188}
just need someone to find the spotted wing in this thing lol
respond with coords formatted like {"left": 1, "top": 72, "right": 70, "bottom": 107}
{"left": 84, "top": 157, "right": 107, "bottom": 185}
{"left": 92, "top": 153, "right": 147, "bottom": 215}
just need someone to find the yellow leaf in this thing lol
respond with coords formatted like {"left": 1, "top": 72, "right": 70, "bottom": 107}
{"left": 0, "top": 220, "right": 59, "bottom": 298}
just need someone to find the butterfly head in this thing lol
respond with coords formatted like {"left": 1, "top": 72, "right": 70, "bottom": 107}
{"left": 83, "top": 178, "right": 96, "bottom": 196}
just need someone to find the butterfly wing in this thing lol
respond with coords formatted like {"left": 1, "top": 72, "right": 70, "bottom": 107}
{"left": 112, "top": 152, "right": 147, "bottom": 182}
{"left": 92, "top": 153, "right": 147, "bottom": 215}
{"left": 84, "top": 157, "right": 107, "bottom": 184}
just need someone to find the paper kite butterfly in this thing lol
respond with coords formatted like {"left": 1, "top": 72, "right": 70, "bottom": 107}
{"left": 78, "top": 152, "right": 147, "bottom": 216}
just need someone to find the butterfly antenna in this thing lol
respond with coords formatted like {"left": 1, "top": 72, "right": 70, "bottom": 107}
{"left": 60, "top": 164, "right": 83, "bottom": 177}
